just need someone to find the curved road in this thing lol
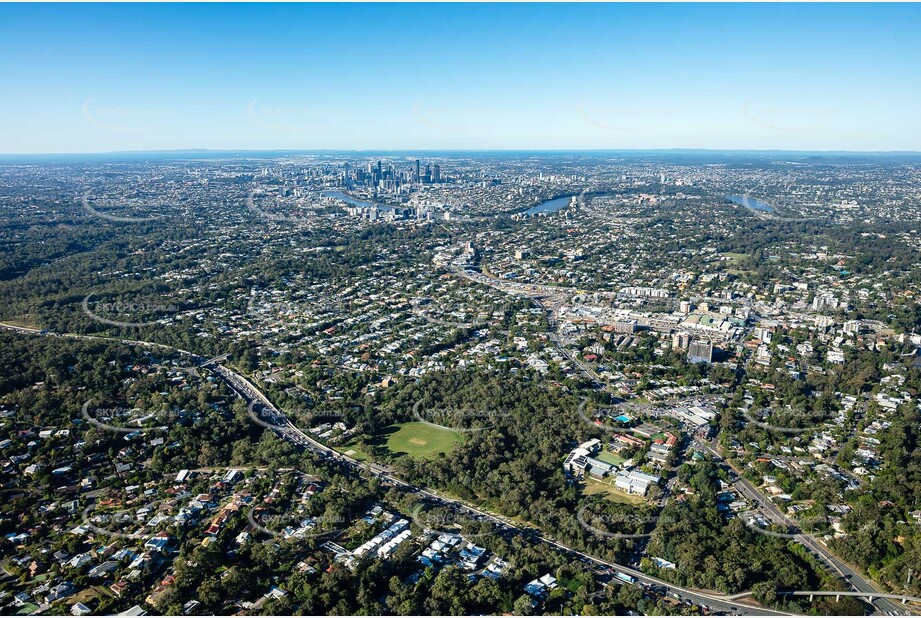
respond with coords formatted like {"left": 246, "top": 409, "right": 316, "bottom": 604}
{"left": 2, "top": 322, "right": 893, "bottom": 616}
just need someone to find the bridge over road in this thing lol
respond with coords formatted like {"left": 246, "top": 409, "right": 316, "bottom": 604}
{"left": 725, "top": 589, "right": 921, "bottom": 608}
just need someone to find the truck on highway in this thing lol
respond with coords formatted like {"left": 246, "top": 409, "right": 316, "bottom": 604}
{"left": 615, "top": 572, "right": 636, "bottom": 584}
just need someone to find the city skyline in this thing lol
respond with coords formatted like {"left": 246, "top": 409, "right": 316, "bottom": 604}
{"left": 2, "top": 2, "right": 921, "bottom": 154}
{"left": 2, "top": 3, "right": 921, "bottom": 614}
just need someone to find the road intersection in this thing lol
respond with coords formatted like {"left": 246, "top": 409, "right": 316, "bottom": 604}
{"left": 4, "top": 322, "right": 916, "bottom": 616}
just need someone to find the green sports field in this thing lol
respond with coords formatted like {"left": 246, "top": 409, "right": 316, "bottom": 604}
{"left": 595, "top": 450, "right": 626, "bottom": 466}
{"left": 383, "top": 422, "right": 463, "bottom": 458}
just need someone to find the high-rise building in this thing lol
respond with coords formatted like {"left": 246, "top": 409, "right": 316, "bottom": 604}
{"left": 688, "top": 340, "right": 714, "bottom": 363}
{"left": 415, "top": 159, "right": 421, "bottom": 183}
{"left": 433, "top": 164, "right": 441, "bottom": 183}
{"left": 672, "top": 332, "right": 691, "bottom": 351}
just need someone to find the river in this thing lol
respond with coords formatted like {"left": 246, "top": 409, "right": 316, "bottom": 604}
{"left": 523, "top": 194, "right": 577, "bottom": 216}
{"left": 726, "top": 195, "right": 775, "bottom": 213}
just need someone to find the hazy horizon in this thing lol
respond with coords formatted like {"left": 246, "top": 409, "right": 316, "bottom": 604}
{"left": 4, "top": 147, "right": 921, "bottom": 159}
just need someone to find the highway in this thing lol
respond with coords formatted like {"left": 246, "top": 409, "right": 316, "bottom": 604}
{"left": 694, "top": 439, "right": 911, "bottom": 616}
{"left": 784, "top": 591, "right": 921, "bottom": 605}
{"left": 215, "top": 357, "right": 789, "bottom": 614}
{"left": 6, "top": 322, "right": 913, "bottom": 615}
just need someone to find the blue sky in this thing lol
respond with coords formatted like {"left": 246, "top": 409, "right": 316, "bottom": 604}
{"left": 1, "top": 3, "right": 919, "bottom": 153}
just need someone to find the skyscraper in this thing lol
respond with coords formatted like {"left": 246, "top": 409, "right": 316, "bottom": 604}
{"left": 415, "top": 159, "right": 421, "bottom": 183}
{"left": 433, "top": 164, "right": 441, "bottom": 183}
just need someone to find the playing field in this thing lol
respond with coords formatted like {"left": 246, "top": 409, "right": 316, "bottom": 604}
{"left": 595, "top": 450, "right": 626, "bottom": 466}
{"left": 720, "top": 252, "right": 747, "bottom": 265}
{"left": 384, "top": 422, "right": 463, "bottom": 458}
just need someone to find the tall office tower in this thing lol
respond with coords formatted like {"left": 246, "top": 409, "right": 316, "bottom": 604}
{"left": 415, "top": 159, "right": 421, "bottom": 182}
{"left": 424, "top": 163, "right": 432, "bottom": 183}
{"left": 433, "top": 164, "right": 441, "bottom": 183}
